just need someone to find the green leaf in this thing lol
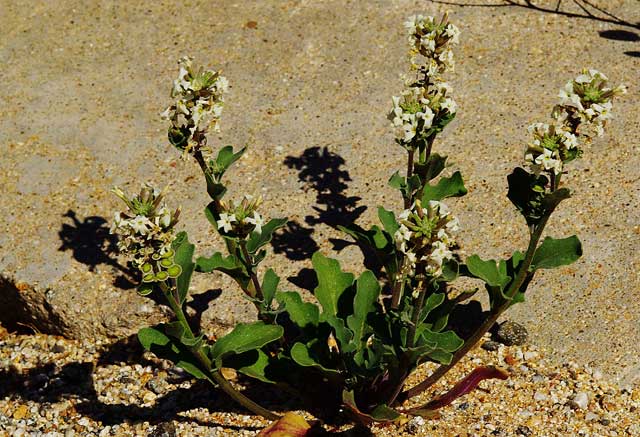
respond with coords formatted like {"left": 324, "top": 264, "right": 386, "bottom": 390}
{"left": 213, "top": 145, "right": 246, "bottom": 178}
{"left": 138, "top": 326, "right": 207, "bottom": 379}
{"left": 417, "top": 292, "right": 445, "bottom": 325}
{"left": 414, "top": 153, "right": 448, "bottom": 182}
{"left": 137, "top": 282, "right": 154, "bottom": 296}
{"left": 210, "top": 321, "right": 283, "bottom": 366}
{"left": 338, "top": 223, "right": 398, "bottom": 280}
{"left": 172, "top": 231, "right": 195, "bottom": 304}
{"left": 195, "top": 252, "right": 250, "bottom": 289}
{"left": 421, "top": 171, "right": 467, "bottom": 202}
{"left": 342, "top": 390, "right": 400, "bottom": 425}
{"left": 427, "top": 349, "right": 454, "bottom": 365}
{"left": 465, "top": 255, "right": 510, "bottom": 290}
{"left": 261, "top": 269, "right": 280, "bottom": 309}
{"left": 223, "top": 349, "right": 275, "bottom": 384}
{"left": 388, "top": 171, "right": 421, "bottom": 200}
{"left": 312, "top": 252, "right": 355, "bottom": 319}
{"left": 204, "top": 201, "right": 219, "bottom": 229}
{"left": 246, "top": 218, "right": 288, "bottom": 254}
{"left": 378, "top": 207, "right": 399, "bottom": 236}
{"left": 542, "top": 188, "right": 572, "bottom": 214}
{"left": 346, "top": 271, "right": 381, "bottom": 351}
{"left": 290, "top": 342, "right": 340, "bottom": 374}
{"left": 531, "top": 236, "right": 582, "bottom": 271}
{"left": 276, "top": 291, "right": 320, "bottom": 328}
{"left": 388, "top": 171, "right": 404, "bottom": 190}
{"left": 438, "top": 259, "right": 459, "bottom": 282}
{"left": 506, "top": 168, "right": 570, "bottom": 226}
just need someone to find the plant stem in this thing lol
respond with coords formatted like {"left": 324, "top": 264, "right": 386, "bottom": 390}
{"left": 158, "top": 282, "right": 279, "bottom": 420}
{"left": 405, "top": 149, "right": 415, "bottom": 209}
{"left": 406, "top": 281, "right": 428, "bottom": 349}
{"left": 390, "top": 275, "right": 405, "bottom": 310}
{"left": 398, "top": 213, "right": 552, "bottom": 403}
{"left": 240, "top": 241, "right": 264, "bottom": 301}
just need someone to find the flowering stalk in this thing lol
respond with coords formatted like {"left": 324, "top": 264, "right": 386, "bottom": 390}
{"left": 111, "top": 185, "right": 279, "bottom": 420}
{"left": 399, "top": 68, "right": 626, "bottom": 403}
{"left": 389, "top": 13, "right": 459, "bottom": 310}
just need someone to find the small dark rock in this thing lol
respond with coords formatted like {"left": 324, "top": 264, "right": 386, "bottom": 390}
{"left": 50, "top": 344, "right": 65, "bottom": 354}
{"left": 148, "top": 422, "right": 176, "bottom": 437}
{"left": 516, "top": 425, "right": 532, "bottom": 436}
{"left": 118, "top": 375, "right": 136, "bottom": 384}
{"left": 495, "top": 321, "right": 528, "bottom": 346}
{"left": 599, "top": 418, "right": 611, "bottom": 426}
{"left": 457, "top": 401, "right": 469, "bottom": 410}
{"left": 481, "top": 340, "right": 500, "bottom": 352}
{"left": 146, "top": 377, "right": 168, "bottom": 395}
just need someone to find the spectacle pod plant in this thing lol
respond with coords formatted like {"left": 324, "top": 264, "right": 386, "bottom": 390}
{"left": 110, "top": 13, "right": 626, "bottom": 432}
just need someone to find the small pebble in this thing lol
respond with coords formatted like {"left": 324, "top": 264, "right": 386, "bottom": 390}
{"left": 495, "top": 321, "right": 528, "bottom": 346}
{"left": 405, "top": 416, "right": 425, "bottom": 434}
{"left": 481, "top": 340, "right": 500, "bottom": 352}
{"left": 570, "top": 392, "right": 589, "bottom": 410}
{"left": 516, "top": 425, "right": 532, "bottom": 436}
{"left": 533, "top": 391, "right": 548, "bottom": 402}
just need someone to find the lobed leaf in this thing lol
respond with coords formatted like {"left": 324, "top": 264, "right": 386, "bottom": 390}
{"left": 257, "top": 412, "right": 312, "bottom": 437}
{"left": 138, "top": 326, "right": 207, "bottom": 379}
{"left": 421, "top": 171, "right": 467, "bottom": 202}
{"left": 290, "top": 342, "right": 340, "bottom": 375}
{"left": 276, "top": 291, "right": 320, "bottom": 328}
{"left": 312, "top": 252, "right": 355, "bottom": 319}
{"left": 531, "top": 236, "right": 582, "bottom": 271}
{"left": 172, "top": 231, "right": 195, "bottom": 304}
{"left": 210, "top": 321, "right": 283, "bottom": 366}
{"left": 346, "top": 271, "right": 381, "bottom": 352}
{"left": 246, "top": 218, "right": 288, "bottom": 254}
{"left": 261, "top": 268, "right": 280, "bottom": 309}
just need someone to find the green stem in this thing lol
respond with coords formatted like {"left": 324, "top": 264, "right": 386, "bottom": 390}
{"left": 398, "top": 213, "right": 551, "bottom": 403}
{"left": 405, "top": 149, "right": 415, "bottom": 209}
{"left": 390, "top": 274, "right": 405, "bottom": 310}
{"left": 240, "top": 241, "right": 264, "bottom": 301}
{"left": 158, "top": 282, "right": 279, "bottom": 420}
{"left": 406, "top": 281, "right": 429, "bottom": 349}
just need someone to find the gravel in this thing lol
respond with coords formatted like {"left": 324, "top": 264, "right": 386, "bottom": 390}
{"left": 2, "top": 327, "right": 639, "bottom": 436}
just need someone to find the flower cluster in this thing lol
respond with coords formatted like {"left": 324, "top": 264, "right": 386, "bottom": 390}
{"left": 524, "top": 69, "right": 626, "bottom": 176}
{"left": 394, "top": 200, "right": 459, "bottom": 286}
{"left": 161, "top": 56, "right": 229, "bottom": 154}
{"left": 216, "top": 194, "right": 266, "bottom": 237}
{"left": 391, "top": 14, "right": 459, "bottom": 147}
{"left": 389, "top": 82, "right": 457, "bottom": 146}
{"left": 553, "top": 68, "right": 627, "bottom": 138}
{"left": 404, "top": 14, "right": 460, "bottom": 76}
{"left": 110, "top": 185, "right": 181, "bottom": 281}
{"left": 524, "top": 123, "right": 579, "bottom": 175}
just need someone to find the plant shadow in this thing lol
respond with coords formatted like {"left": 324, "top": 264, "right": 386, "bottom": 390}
{"left": 0, "top": 334, "right": 370, "bottom": 433}
{"left": 58, "top": 210, "right": 139, "bottom": 290}
{"left": 430, "top": 0, "right": 639, "bottom": 56}
{"left": 272, "top": 145, "right": 372, "bottom": 287}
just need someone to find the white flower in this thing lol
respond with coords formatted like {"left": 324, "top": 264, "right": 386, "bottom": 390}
{"left": 445, "top": 216, "right": 459, "bottom": 233}
{"left": 394, "top": 224, "right": 413, "bottom": 250}
{"left": 245, "top": 212, "right": 266, "bottom": 234}
{"left": 406, "top": 251, "right": 417, "bottom": 266}
{"left": 157, "top": 207, "right": 172, "bottom": 228}
{"left": 535, "top": 149, "right": 563, "bottom": 174}
{"left": 130, "top": 215, "right": 153, "bottom": 235}
{"left": 217, "top": 213, "right": 237, "bottom": 233}
{"left": 592, "top": 101, "right": 613, "bottom": 120}
{"left": 562, "top": 131, "right": 578, "bottom": 149}
{"left": 445, "top": 24, "right": 460, "bottom": 44}
{"left": 216, "top": 76, "right": 229, "bottom": 93}
{"left": 441, "top": 97, "right": 457, "bottom": 114}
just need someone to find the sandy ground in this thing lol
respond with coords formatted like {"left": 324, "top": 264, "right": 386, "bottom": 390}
{"left": 1, "top": 0, "right": 639, "bottom": 434}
